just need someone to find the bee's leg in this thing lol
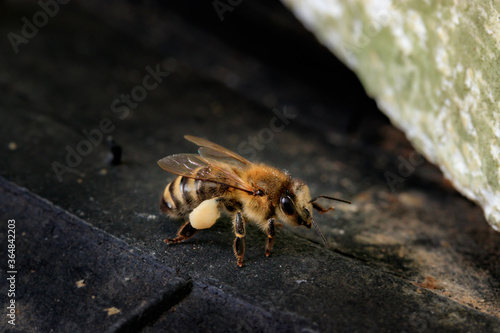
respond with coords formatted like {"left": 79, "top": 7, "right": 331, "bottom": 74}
{"left": 265, "top": 218, "right": 276, "bottom": 257}
{"left": 164, "top": 221, "right": 198, "bottom": 244}
{"left": 312, "top": 202, "right": 335, "bottom": 213}
{"left": 233, "top": 212, "right": 246, "bottom": 267}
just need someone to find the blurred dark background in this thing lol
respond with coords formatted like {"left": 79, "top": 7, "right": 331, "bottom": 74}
{"left": 1, "top": 0, "right": 499, "bottom": 331}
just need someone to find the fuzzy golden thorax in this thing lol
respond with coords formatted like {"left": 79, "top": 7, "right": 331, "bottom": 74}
{"left": 236, "top": 164, "right": 313, "bottom": 230}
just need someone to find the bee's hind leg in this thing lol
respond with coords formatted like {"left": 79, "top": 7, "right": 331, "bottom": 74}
{"left": 164, "top": 221, "right": 198, "bottom": 244}
{"left": 233, "top": 212, "right": 246, "bottom": 267}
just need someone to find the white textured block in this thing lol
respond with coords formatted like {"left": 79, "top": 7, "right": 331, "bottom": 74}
{"left": 282, "top": 0, "right": 500, "bottom": 231}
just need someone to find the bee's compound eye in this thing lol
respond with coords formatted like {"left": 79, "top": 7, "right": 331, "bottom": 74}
{"left": 280, "top": 196, "right": 295, "bottom": 216}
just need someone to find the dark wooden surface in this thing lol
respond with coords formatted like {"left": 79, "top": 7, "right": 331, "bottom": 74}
{"left": 0, "top": 1, "right": 499, "bottom": 331}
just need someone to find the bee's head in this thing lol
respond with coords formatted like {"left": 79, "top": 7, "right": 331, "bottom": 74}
{"left": 277, "top": 179, "right": 314, "bottom": 228}
{"left": 277, "top": 179, "right": 351, "bottom": 247}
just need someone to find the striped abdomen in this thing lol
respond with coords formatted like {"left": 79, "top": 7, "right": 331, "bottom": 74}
{"left": 160, "top": 176, "right": 228, "bottom": 218}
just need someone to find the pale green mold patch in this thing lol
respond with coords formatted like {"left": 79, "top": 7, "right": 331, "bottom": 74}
{"left": 282, "top": 0, "right": 500, "bottom": 230}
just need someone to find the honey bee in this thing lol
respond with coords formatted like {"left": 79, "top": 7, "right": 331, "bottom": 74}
{"left": 158, "top": 135, "right": 351, "bottom": 267}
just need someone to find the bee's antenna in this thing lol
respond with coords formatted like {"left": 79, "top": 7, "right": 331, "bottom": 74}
{"left": 311, "top": 218, "right": 329, "bottom": 248}
{"left": 309, "top": 195, "right": 351, "bottom": 205}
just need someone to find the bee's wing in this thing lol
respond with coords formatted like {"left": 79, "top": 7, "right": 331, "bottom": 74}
{"left": 158, "top": 153, "right": 256, "bottom": 194}
{"left": 184, "top": 135, "right": 252, "bottom": 167}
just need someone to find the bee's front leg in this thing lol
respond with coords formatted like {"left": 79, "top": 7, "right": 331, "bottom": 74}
{"left": 312, "top": 202, "right": 335, "bottom": 213}
{"left": 265, "top": 218, "right": 275, "bottom": 257}
{"left": 164, "top": 221, "right": 198, "bottom": 243}
{"left": 233, "top": 212, "right": 245, "bottom": 267}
